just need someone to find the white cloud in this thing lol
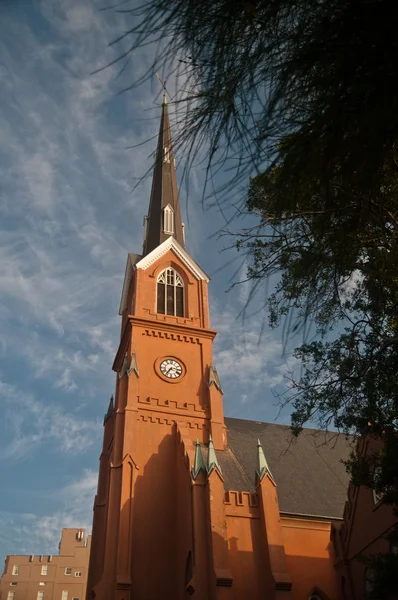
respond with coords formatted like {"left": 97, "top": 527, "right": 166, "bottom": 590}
{"left": 212, "top": 302, "right": 289, "bottom": 390}
{"left": 0, "top": 469, "right": 97, "bottom": 555}
{"left": 0, "top": 380, "right": 101, "bottom": 459}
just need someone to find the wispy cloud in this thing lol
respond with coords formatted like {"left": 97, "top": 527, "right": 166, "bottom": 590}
{"left": 211, "top": 296, "right": 299, "bottom": 419}
{"left": 0, "top": 469, "right": 97, "bottom": 555}
{"left": 0, "top": 0, "right": 297, "bottom": 562}
{"left": 0, "top": 381, "right": 101, "bottom": 459}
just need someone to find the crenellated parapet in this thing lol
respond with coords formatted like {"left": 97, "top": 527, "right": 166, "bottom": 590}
{"left": 225, "top": 491, "right": 259, "bottom": 517}
{"left": 138, "top": 396, "right": 207, "bottom": 414}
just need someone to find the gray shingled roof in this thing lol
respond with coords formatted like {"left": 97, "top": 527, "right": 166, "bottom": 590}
{"left": 216, "top": 417, "right": 355, "bottom": 519}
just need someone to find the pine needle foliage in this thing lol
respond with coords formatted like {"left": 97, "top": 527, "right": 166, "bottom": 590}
{"left": 111, "top": 0, "right": 398, "bottom": 193}
{"left": 238, "top": 151, "right": 398, "bottom": 598}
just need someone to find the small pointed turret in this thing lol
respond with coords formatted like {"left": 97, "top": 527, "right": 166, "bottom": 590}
{"left": 256, "top": 439, "right": 272, "bottom": 481}
{"left": 104, "top": 395, "right": 114, "bottom": 424}
{"left": 192, "top": 439, "right": 206, "bottom": 479}
{"left": 143, "top": 96, "right": 185, "bottom": 255}
{"left": 208, "top": 365, "right": 223, "bottom": 393}
{"left": 207, "top": 434, "right": 222, "bottom": 475}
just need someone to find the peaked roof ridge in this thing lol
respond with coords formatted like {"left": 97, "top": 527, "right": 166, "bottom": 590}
{"left": 143, "top": 97, "right": 185, "bottom": 256}
{"left": 135, "top": 236, "right": 209, "bottom": 281}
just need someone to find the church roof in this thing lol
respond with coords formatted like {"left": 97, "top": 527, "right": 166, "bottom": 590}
{"left": 217, "top": 417, "right": 355, "bottom": 520}
{"left": 143, "top": 96, "right": 185, "bottom": 256}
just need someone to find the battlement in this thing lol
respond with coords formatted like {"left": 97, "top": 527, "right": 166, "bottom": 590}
{"left": 138, "top": 413, "right": 208, "bottom": 433}
{"left": 224, "top": 491, "right": 259, "bottom": 518}
{"left": 142, "top": 328, "right": 201, "bottom": 344}
{"left": 138, "top": 396, "right": 207, "bottom": 414}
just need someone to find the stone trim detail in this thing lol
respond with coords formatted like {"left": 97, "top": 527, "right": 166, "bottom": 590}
{"left": 135, "top": 236, "right": 209, "bottom": 282}
{"left": 138, "top": 396, "right": 207, "bottom": 414}
{"left": 143, "top": 329, "right": 201, "bottom": 344}
{"left": 225, "top": 491, "right": 258, "bottom": 508}
{"left": 138, "top": 414, "right": 207, "bottom": 431}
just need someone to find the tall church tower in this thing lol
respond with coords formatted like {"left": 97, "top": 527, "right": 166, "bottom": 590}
{"left": 87, "top": 96, "right": 355, "bottom": 600}
{"left": 87, "top": 96, "right": 227, "bottom": 600}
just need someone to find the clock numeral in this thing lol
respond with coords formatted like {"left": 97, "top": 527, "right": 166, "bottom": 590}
{"left": 159, "top": 359, "right": 183, "bottom": 379}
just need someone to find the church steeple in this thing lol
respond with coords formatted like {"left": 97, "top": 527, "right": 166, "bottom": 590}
{"left": 143, "top": 95, "right": 185, "bottom": 255}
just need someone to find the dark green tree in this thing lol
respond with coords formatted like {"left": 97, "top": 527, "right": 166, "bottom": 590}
{"left": 112, "top": 0, "right": 398, "bottom": 195}
{"left": 235, "top": 150, "right": 398, "bottom": 598}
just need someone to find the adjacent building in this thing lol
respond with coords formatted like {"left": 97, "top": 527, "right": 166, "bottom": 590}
{"left": 333, "top": 435, "right": 398, "bottom": 599}
{"left": 0, "top": 528, "right": 91, "bottom": 600}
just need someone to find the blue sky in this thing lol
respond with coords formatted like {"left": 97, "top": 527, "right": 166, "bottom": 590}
{"left": 0, "top": 0, "right": 298, "bottom": 561}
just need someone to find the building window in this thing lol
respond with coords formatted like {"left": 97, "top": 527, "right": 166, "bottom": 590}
{"left": 7, "top": 592, "right": 15, "bottom": 600}
{"left": 41, "top": 565, "right": 48, "bottom": 575}
{"left": 163, "top": 204, "right": 174, "bottom": 234}
{"left": 157, "top": 268, "right": 184, "bottom": 317}
{"left": 75, "top": 572, "right": 82, "bottom": 577}
{"left": 61, "top": 591, "right": 69, "bottom": 600}
{"left": 10, "top": 583, "right": 17, "bottom": 587}
{"left": 39, "top": 582, "right": 45, "bottom": 586}
{"left": 37, "top": 592, "right": 44, "bottom": 600}
{"left": 11, "top": 565, "right": 20, "bottom": 576}
{"left": 163, "top": 146, "right": 170, "bottom": 163}
{"left": 65, "top": 568, "right": 72, "bottom": 575}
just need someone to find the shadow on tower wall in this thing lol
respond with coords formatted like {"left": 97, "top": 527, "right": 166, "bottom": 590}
{"left": 114, "top": 434, "right": 339, "bottom": 600}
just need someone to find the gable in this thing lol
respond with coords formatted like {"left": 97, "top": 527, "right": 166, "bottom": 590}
{"left": 136, "top": 236, "right": 209, "bottom": 281}
{"left": 119, "top": 238, "right": 209, "bottom": 315}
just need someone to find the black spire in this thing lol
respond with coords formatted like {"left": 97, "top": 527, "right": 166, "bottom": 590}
{"left": 143, "top": 95, "right": 185, "bottom": 255}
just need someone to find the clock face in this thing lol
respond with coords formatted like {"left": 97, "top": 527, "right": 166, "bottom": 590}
{"left": 160, "top": 359, "right": 183, "bottom": 379}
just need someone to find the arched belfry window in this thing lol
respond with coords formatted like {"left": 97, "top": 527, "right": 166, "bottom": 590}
{"left": 163, "top": 204, "right": 174, "bottom": 234}
{"left": 157, "top": 268, "right": 184, "bottom": 317}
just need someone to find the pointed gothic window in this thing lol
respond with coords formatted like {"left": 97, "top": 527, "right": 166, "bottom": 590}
{"left": 163, "top": 146, "right": 170, "bottom": 163}
{"left": 157, "top": 268, "right": 184, "bottom": 317}
{"left": 163, "top": 205, "right": 174, "bottom": 234}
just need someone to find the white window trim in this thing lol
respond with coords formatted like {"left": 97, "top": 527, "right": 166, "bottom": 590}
{"left": 157, "top": 268, "right": 184, "bottom": 317}
{"left": 163, "top": 204, "right": 174, "bottom": 235}
{"left": 11, "top": 565, "right": 20, "bottom": 576}
{"left": 61, "top": 591, "right": 69, "bottom": 600}
{"left": 41, "top": 565, "right": 48, "bottom": 575}
{"left": 65, "top": 567, "right": 72, "bottom": 575}
{"left": 74, "top": 571, "right": 82, "bottom": 577}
